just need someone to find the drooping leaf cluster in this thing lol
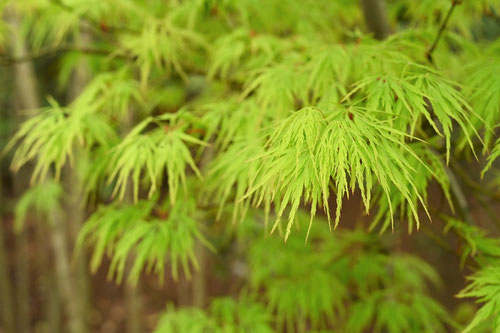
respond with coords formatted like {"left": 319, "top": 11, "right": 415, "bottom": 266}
{"left": 247, "top": 214, "right": 450, "bottom": 333}
{"left": 3, "top": 0, "right": 500, "bottom": 332}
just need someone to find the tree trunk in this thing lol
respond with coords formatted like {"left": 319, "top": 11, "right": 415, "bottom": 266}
{"left": 360, "top": 0, "right": 391, "bottom": 40}
{"left": 8, "top": 10, "right": 39, "bottom": 333}
{"left": 14, "top": 229, "right": 30, "bottom": 333}
{"left": 124, "top": 272, "right": 143, "bottom": 333}
{"left": 123, "top": 113, "right": 143, "bottom": 333}
{"left": 7, "top": 8, "right": 85, "bottom": 333}
{"left": 35, "top": 219, "right": 61, "bottom": 333}
{"left": 64, "top": 32, "right": 92, "bottom": 332}
{"left": 192, "top": 241, "right": 206, "bottom": 308}
{"left": 0, "top": 224, "right": 15, "bottom": 333}
{"left": 50, "top": 210, "right": 85, "bottom": 333}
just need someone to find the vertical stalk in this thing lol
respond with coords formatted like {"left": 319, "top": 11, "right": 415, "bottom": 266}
{"left": 0, "top": 223, "right": 15, "bottom": 333}
{"left": 123, "top": 112, "right": 143, "bottom": 333}
{"left": 64, "top": 32, "right": 92, "bottom": 332}
{"left": 7, "top": 7, "right": 84, "bottom": 333}
{"left": 191, "top": 141, "right": 214, "bottom": 308}
{"left": 8, "top": 9, "right": 37, "bottom": 333}
{"left": 192, "top": 241, "right": 207, "bottom": 308}
{"left": 50, "top": 210, "right": 85, "bottom": 333}
{"left": 360, "top": 0, "right": 391, "bottom": 40}
{"left": 124, "top": 269, "right": 143, "bottom": 333}
{"left": 14, "top": 229, "right": 30, "bottom": 333}
{"left": 34, "top": 219, "right": 61, "bottom": 333}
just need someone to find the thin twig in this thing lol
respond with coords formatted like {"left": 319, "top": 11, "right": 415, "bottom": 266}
{"left": 426, "top": 0, "right": 462, "bottom": 63}
{"left": 450, "top": 159, "right": 500, "bottom": 201}
{"left": 446, "top": 164, "right": 475, "bottom": 225}
{"left": 49, "top": 0, "right": 139, "bottom": 34}
{"left": 0, "top": 45, "right": 112, "bottom": 66}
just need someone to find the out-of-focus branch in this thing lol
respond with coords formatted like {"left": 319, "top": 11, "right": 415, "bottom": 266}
{"left": 48, "top": 0, "right": 138, "bottom": 34}
{"left": 426, "top": 0, "right": 462, "bottom": 63}
{"left": 360, "top": 0, "right": 391, "bottom": 40}
{"left": 0, "top": 45, "right": 112, "bottom": 65}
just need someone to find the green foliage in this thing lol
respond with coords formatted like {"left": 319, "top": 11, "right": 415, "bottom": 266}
{"left": 6, "top": 97, "right": 114, "bottom": 182}
{"left": 457, "top": 264, "right": 500, "bottom": 333}
{"left": 444, "top": 218, "right": 500, "bottom": 267}
{"left": 14, "top": 180, "right": 62, "bottom": 232}
{"left": 154, "top": 305, "right": 215, "bottom": 333}
{"left": 350, "top": 67, "right": 475, "bottom": 161}
{"left": 464, "top": 58, "right": 500, "bottom": 149}
{"left": 372, "top": 142, "right": 452, "bottom": 233}
{"left": 77, "top": 191, "right": 211, "bottom": 284}
{"left": 154, "top": 298, "right": 273, "bottom": 333}
{"left": 484, "top": 138, "right": 500, "bottom": 177}
{"left": 118, "top": 17, "right": 206, "bottom": 85}
{"left": 108, "top": 116, "right": 205, "bottom": 203}
{"left": 444, "top": 217, "right": 500, "bottom": 331}
{"left": 4, "top": 0, "right": 500, "bottom": 332}
{"left": 241, "top": 106, "right": 430, "bottom": 239}
{"left": 249, "top": 214, "right": 450, "bottom": 332}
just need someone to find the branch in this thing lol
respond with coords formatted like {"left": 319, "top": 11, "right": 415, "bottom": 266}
{"left": 450, "top": 159, "right": 500, "bottom": 201}
{"left": 0, "top": 45, "right": 113, "bottom": 66}
{"left": 426, "top": 0, "right": 462, "bottom": 63}
{"left": 429, "top": 147, "right": 475, "bottom": 225}
{"left": 49, "top": 0, "right": 138, "bottom": 34}
{"left": 446, "top": 165, "right": 475, "bottom": 225}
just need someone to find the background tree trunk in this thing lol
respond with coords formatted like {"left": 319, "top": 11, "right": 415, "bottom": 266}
{"left": 123, "top": 112, "right": 143, "bottom": 333}
{"left": 35, "top": 220, "right": 61, "bottom": 333}
{"left": 64, "top": 32, "right": 93, "bottom": 332}
{"left": 9, "top": 10, "right": 39, "bottom": 333}
{"left": 50, "top": 210, "right": 86, "bottom": 333}
{"left": 0, "top": 224, "right": 15, "bottom": 333}
{"left": 360, "top": 0, "right": 391, "bottom": 40}
{"left": 7, "top": 8, "right": 85, "bottom": 333}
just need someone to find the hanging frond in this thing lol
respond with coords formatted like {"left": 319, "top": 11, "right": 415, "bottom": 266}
{"left": 154, "top": 304, "right": 216, "bottom": 333}
{"left": 209, "top": 297, "right": 274, "bottom": 333}
{"left": 21, "top": 0, "right": 80, "bottom": 49}
{"left": 457, "top": 263, "right": 500, "bottom": 333}
{"left": 302, "top": 44, "right": 350, "bottom": 108}
{"left": 74, "top": 68, "right": 145, "bottom": 117}
{"left": 117, "top": 17, "right": 206, "bottom": 84}
{"left": 371, "top": 142, "right": 452, "bottom": 233}
{"left": 249, "top": 224, "right": 347, "bottom": 332}
{"left": 108, "top": 116, "right": 205, "bottom": 202}
{"left": 464, "top": 58, "right": 500, "bottom": 149}
{"left": 78, "top": 192, "right": 211, "bottom": 284}
{"left": 205, "top": 136, "right": 265, "bottom": 223}
{"left": 349, "top": 66, "right": 475, "bottom": 161}
{"left": 198, "top": 97, "right": 262, "bottom": 151}
{"left": 154, "top": 297, "right": 272, "bottom": 333}
{"left": 14, "top": 180, "right": 62, "bottom": 232}
{"left": 77, "top": 199, "right": 154, "bottom": 273}
{"left": 6, "top": 97, "right": 115, "bottom": 183}
{"left": 483, "top": 138, "right": 500, "bottom": 178}
{"left": 443, "top": 218, "right": 500, "bottom": 267}
{"left": 249, "top": 214, "right": 449, "bottom": 333}
{"left": 208, "top": 28, "right": 290, "bottom": 80}
{"left": 242, "top": 60, "right": 307, "bottom": 119}
{"left": 243, "top": 106, "right": 428, "bottom": 240}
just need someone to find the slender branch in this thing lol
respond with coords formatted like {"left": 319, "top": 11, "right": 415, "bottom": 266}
{"left": 428, "top": 147, "right": 475, "bottom": 225}
{"left": 426, "top": 0, "right": 462, "bottom": 63}
{"left": 446, "top": 163, "right": 475, "bottom": 225}
{"left": 450, "top": 159, "right": 500, "bottom": 201}
{"left": 49, "top": 0, "right": 138, "bottom": 34}
{"left": 0, "top": 45, "right": 114, "bottom": 66}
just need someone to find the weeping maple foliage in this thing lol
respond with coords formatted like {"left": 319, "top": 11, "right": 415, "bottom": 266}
{"left": 3, "top": 0, "right": 500, "bottom": 332}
